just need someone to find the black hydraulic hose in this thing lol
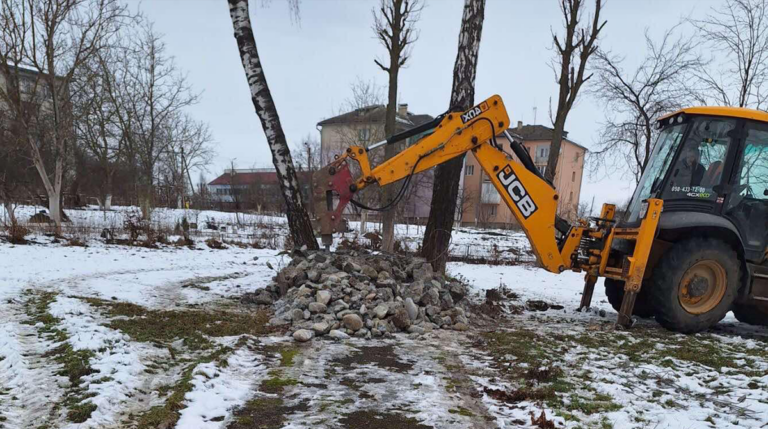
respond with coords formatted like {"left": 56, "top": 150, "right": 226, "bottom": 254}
{"left": 349, "top": 154, "right": 426, "bottom": 212}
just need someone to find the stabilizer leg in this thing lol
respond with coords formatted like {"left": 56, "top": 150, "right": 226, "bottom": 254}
{"left": 579, "top": 274, "right": 598, "bottom": 311}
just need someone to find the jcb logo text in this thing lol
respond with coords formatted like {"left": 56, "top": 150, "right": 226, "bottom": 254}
{"left": 497, "top": 165, "right": 538, "bottom": 218}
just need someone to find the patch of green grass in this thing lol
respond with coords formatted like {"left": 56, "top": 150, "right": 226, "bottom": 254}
{"left": 67, "top": 402, "right": 97, "bottom": 423}
{"left": 448, "top": 407, "right": 475, "bottom": 417}
{"left": 564, "top": 393, "right": 622, "bottom": 415}
{"left": 83, "top": 297, "right": 271, "bottom": 351}
{"left": 279, "top": 347, "right": 299, "bottom": 367}
{"left": 599, "top": 416, "right": 614, "bottom": 429}
{"left": 261, "top": 374, "right": 299, "bottom": 394}
{"left": 44, "top": 344, "right": 97, "bottom": 385}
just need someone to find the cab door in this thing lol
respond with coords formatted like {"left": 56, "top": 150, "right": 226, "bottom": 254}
{"left": 724, "top": 120, "right": 768, "bottom": 262}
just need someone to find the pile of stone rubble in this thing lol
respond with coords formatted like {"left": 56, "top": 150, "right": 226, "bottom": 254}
{"left": 248, "top": 249, "right": 473, "bottom": 342}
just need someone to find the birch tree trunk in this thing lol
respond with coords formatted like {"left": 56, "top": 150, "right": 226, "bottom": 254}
{"left": 421, "top": 0, "right": 485, "bottom": 273}
{"left": 228, "top": 0, "right": 318, "bottom": 250}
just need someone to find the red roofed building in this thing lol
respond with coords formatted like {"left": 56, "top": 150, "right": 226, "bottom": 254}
{"left": 207, "top": 168, "right": 312, "bottom": 213}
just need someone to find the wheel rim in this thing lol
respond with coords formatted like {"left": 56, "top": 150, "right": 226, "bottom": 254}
{"left": 678, "top": 260, "right": 727, "bottom": 315}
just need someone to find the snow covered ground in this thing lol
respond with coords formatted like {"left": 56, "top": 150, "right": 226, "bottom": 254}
{"left": 0, "top": 210, "right": 766, "bottom": 428}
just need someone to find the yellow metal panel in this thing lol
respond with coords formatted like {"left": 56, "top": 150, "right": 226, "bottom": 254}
{"left": 560, "top": 227, "right": 584, "bottom": 270}
{"left": 355, "top": 95, "right": 510, "bottom": 191}
{"left": 623, "top": 199, "right": 663, "bottom": 293}
{"left": 597, "top": 203, "right": 617, "bottom": 275}
{"left": 473, "top": 143, "right": 565, "bottom": 273}
{"left": 659, "top": 106, "right": 768, "bottom": 123}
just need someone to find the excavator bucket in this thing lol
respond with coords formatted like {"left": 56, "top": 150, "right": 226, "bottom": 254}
{"left": 312, "top": 160, "right": 354, "bottom": 249}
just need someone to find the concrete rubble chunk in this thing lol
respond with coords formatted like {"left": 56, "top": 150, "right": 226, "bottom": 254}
{"left": 404, "top": 298, "right": 418, "bottom": 321}
{"left": 342, "top": 314, "right": 364, "bottom": 331}
{"left": 293, "top": 329, "right": 313, "bottom": 342}
{"left": 308, "top": 302, "right": 327, "bottom": 314}
{"left": 312, "top": 322, "right": 330, "bottom": 335}
{"left": 373, "top": 304, "right": 388, "bottom": 319}
{"left": 392, "top": 307, "right": 411, "bottom": 330}
{"left": 329, "top": 329, "right": 350, "bottom": 340}
{"left": 316, "top": 290, "right": 332, "bottom": 306}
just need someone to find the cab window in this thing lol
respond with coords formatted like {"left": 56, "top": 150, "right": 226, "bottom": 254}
{"left": 725, "top": 122, "right": 768, "bottom": 253}
{"left": 732, "top": 126, "right": 768, "bottom": 202}
{"left": 663, "top": 117, "right": 735, "bottom": 201}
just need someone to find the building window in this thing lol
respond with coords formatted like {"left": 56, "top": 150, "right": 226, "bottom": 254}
{"left": 569, "top": 191, "right": 573, "bottom": 202}
{"left": 574, "top": 151, "right": 580, "bottom": 162}
{"left": 537, "top": 165, "right": 546, "bottom": 175}
{"left": 572, "top": 171, "right": 576, "bottom": 182}
{"left": 538, "top": 146, "right": 550, "bottom": 159}
{"left": 358, "top": 128, "right": 370, "bottom": 142}
{"left": 487, "top": 205, "right": 496, "bottom": 216}
{"left": 465, "top": 165, "right": 474, "bottom": 176}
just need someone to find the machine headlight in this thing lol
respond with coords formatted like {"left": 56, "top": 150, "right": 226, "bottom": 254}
{"left": 639, "top": 201, "right": 649, "bottom": 219}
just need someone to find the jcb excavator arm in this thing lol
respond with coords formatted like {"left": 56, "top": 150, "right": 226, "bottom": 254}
{"left": 314, "top": 95, "right": 568, "bottom": 273}
{"left": 313, "top": 95, "right": 664, "bottom": 327}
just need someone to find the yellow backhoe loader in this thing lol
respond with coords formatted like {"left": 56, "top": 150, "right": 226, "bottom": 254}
{"left": 313, "top": 95, "right": 768, "bottom": 333}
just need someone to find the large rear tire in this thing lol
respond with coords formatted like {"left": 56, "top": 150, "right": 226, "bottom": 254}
{"left": 732, "top": 304, "right": 768, "bottom": 327}
{"left": 650, "top": 238, "right": 740, "bottom": 334}
{"left": 604, "top": 278, "right": 654, "bottom": 318}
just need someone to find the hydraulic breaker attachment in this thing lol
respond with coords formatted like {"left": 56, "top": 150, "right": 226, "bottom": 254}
{"left": 312, "top": 159, "right": 354, "bottom": 250}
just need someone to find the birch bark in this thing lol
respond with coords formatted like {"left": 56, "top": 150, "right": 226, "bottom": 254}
{"left": 228, "top": 0, "right": 318, "bottom": 249}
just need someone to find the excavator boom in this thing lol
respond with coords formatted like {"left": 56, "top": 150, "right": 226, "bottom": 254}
{"left": 313, "top": 95, "right": 664, "bottom": 327}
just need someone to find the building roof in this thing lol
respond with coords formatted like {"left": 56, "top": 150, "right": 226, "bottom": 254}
{"left": 208, "top": 170, "right": 311, "bottom": 187}
{"left": 659, "top": 106, "right": 768, "bottom": 123}
{"left": 506, "top": 124, "right": 587, "bottom": 152}
{"left": 317, "top": 105, "right": 434, "bottom": 128}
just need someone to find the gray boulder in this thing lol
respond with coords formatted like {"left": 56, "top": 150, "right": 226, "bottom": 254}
{"left": 293, "top": 329, "right": 313, "bottom": 342}
{"left": 404, "top": 298, "right": 418, "bottom": 321}
{"left": 329, "top": 329, "right": 350, "bottom": 340}
{"left": 316, "top": 290, "right": 332, "bottom": 306}
{"left": 342, "top": 314, "right": 364, "bottom": 331}
{"left": 308, "top": 302, "right": 327, "bottom": 314}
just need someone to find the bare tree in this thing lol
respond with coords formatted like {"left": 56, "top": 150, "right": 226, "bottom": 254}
{"left": 160, "top": 112, "right": 214, "bottom": 208}
{"left": 332, "top": 78, "right": 387, "bottom": 234}
{"left": 292, "top": 134, "right": 328, "bottom": 215}
{"left": 0, "top": 0, "right": 130, "bottom": 234}
{"left": 228, "top": 0, "right": 318, "bottom": 249}
{"left": 0, "top": 108, "right": 30, "bottom": 226}
{"left": 691, "top": 0, "right": 768, "bottom": 110}
{"left": 422, "top": 0, "right": 485, "bottom": 273}
{"left": 454, "top": 186, "right": 477, "bottom": 227}
{"left": 73, "top": 56, "right": 124, "bottom": 210}
{"left": 372, "top": 0, "right": 422, "bottom": 253}
{"left": 105, "top": 23, "right": 199, "bottom": 219}
{"left": 591, "top": 27, "right": 705, "bottom": 182}
{"left": 544, "top": 0, "right": 606, "bottom": 183}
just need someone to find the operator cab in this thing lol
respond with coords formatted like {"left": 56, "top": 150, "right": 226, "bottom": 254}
{"left": 624, "top": 108, "right": 768, "bottom": 263}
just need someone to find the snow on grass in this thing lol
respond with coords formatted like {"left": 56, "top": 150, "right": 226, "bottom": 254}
{"left": 0, "top": 238, "right": 284, "bottom": 309}
{"left": 48, "top": 296, "right": 154, "bottom": 429}
{"left": 448, "top": 262, "right": 768, "bottom": 428}
{"left": 176, "top": 344, "right": 269, "bottom": 429}
{"left": 0, "top": 311, "right": 67, "bottom": 428}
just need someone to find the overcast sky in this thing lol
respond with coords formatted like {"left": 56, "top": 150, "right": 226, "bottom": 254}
{"left": 131, "top": 0, "right": 720, "bottom": 210}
